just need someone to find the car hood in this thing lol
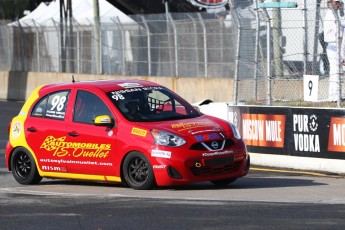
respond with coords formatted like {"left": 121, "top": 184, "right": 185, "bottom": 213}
{"left": 140, "top": 115, "right": 228, "bottom": 137}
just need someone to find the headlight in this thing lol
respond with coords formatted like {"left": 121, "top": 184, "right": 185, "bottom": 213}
{"left": 229, "top": 122, "right": 241, "bottom": 139}
{"left": 151, "top": 129, "right": 186, "bottom": 147}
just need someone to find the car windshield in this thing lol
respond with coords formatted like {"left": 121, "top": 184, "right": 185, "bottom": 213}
{"left": 106, "top": 86, "right": 201, "bottom": 122}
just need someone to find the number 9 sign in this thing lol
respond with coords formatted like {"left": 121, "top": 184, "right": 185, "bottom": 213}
{"left": 303, "top": 75, "right": 319, "bottom": 102}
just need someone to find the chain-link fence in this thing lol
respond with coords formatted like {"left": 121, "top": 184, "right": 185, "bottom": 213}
{"left": 0, "top": 0, "right": 344, "bottom": 107}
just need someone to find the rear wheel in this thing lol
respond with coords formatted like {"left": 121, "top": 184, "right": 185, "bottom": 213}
{"left": 122, "top": 151, "right": 156, "bottom": 190}
{"left": 210, "top": 178, "right": 237, "bottom": 186}
{"left": 11, "top": 148, "right": 42, "bottom": 185}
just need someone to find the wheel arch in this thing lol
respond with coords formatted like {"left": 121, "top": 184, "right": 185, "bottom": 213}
{"left": 9, "top": 146, "right": 40, "bottom": 174}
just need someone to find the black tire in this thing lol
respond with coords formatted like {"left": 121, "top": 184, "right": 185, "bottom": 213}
{"left": 122, "top": 151, "right": 156, "bottom": 190}
{"left": 11, "top": 147, "right": 42, "bottom": 185}
{"left": 210, "top": 178, "right": 237, "bottom": 186}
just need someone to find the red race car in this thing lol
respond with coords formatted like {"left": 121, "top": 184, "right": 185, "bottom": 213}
{"left": 6, "top": 79, "right": 249, "bottom": 189}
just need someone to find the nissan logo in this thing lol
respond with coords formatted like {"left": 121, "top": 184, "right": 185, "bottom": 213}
{"left": 211, "top": 141, "right": 219, "bottom": 149}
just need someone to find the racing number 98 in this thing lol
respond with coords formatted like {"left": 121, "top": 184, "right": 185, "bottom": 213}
{"left": 51, "top": 95, "right": 66, "bottom": 112}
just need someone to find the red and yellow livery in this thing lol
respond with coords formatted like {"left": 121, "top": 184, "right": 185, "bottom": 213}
{"left": 6, "top": 79, "right": 249, "bottom": 189}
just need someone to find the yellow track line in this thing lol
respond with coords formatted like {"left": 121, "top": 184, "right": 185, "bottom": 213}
{"left": 251, "top": 167, "right": 343, "bottom": 178}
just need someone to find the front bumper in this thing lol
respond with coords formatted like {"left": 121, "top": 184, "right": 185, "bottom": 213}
{"left": 151, "top": 148, "right": 250, "bottom": 187}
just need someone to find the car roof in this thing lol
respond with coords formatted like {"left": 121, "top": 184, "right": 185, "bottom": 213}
{"left": 41, "top": 79, "right": 163, "bottom": 92}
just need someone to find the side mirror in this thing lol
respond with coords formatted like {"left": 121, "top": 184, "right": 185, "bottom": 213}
{"left": 94, "top": 115, "right": 114, "bottom": 127}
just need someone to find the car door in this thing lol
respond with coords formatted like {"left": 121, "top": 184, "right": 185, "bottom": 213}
{"left": 65, "top": 90, "right": 118, "bottom": 176}
{"left": 25, "top": 90, "right": 70, "bottom": 173}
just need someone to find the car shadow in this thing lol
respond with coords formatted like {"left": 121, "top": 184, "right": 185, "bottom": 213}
{"left": 162, "top": 176, "right": 328, "bottom": 191}
{"left": 33, "top": 175, "right": 328, "bottom": 191}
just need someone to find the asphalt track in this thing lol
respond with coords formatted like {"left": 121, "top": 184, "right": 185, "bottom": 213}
{"left": 1, "top": 157, "right": 345, "bottom": 229}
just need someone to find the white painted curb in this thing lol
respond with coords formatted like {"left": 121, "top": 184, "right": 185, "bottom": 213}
{"left": 250, "top": 152, "right": 345, "bottom": 175}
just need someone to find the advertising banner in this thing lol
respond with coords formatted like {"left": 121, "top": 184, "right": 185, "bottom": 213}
{"left": 230, "top": 106, "right": 345, "bottom": 160}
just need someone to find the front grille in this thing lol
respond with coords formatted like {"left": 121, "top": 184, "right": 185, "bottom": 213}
{"left": 190, "top": 139, "right": 234, "bottom": 151}
{"left": 190, "top": 160, "right": 242, "bottom": 176}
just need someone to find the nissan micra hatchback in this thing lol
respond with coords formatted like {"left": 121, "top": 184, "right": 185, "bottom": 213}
{"left": 6, "top": 79, "right": 249, "bottom": 189}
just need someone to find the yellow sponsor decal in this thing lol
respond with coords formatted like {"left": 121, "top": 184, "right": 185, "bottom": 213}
{"left": 131, "top": 127, "right": 147, "bottom": 137}
{"left": 171, "top": 121, "right": 213, "bottom": 131}
{"left": 40, "top": 136, "right": 111, "bottom": 159}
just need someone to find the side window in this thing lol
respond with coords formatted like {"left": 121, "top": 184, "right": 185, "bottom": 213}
{"left": 31, "top": 91, "right": 70, "bottom": 120}
{"left": 31, "top": 97, "right": 48, "bottom": 117}
{"left": 73, "top": 90, "right": 112, "bottom": 124}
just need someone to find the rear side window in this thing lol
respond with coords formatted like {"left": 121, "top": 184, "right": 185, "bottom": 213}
{"left": 31, "top": 90, "right": 70, "bottom": 120}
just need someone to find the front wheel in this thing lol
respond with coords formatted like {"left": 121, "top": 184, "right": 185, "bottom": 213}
{"left": 122, "top": 151, "right": 156, "bottom": 190}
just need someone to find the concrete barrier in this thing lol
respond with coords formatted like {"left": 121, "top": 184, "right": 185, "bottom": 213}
{"left": 0, "top": 71, "right": 234, "bottom": 103}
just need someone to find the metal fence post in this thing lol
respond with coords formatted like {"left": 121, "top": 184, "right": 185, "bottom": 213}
{"left": 336, "top": 19, "right": 342, "bottom": 107}
{"left": 187, "top": 14, "right": 200, "bottom": 77}
{"left": 254, "top": 0, "right": 260, "bottom": 101}
{"left": 329, "top": 6, "right": 343, "bottom": 108}
{"left": 111, "top": 17, "right": 126, "bottom": 75}
{"left": 18, "top": 22, "right": 26, "bottom": 71}
{"left": 75, "top": 20, "right": 80, "bottom": 74}
{"left": 312, "top": 0, "right": 322, "bottom": 74}
{"left": 303, "top": 0, "right": 308, "bottom": 75}
{"left": 120, "top": 20, "right": 126, "bottom": 76}
{"left": 141, "top": 16, "right": 151, "bottom": 76}
{"left": 272, "top": 1, "right": 283, "bottom": 79}
{"left": 231, "top": 10, "right": 241, "bottom": 105}
{"left": 261, "top": 8, "right": 272, "bottom": 105}
{"left": 31, "top": 20, "right": 40, "bottom": 72}
{"left": 167, "top": 13, "right": 178, "bottom": 77}
{"left": 93, "top": 0, "right": 101, "bottom": 74}
{"left": 53, "top": 20, "right": 61, "bottom": 72}
{"left": 198, "top": 14, "right": 208, "bottom": 78}
{"left": 7, "top": 26, "right": 12, "bottom": 70}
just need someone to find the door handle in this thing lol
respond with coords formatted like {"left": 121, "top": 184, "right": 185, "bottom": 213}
{"left": 68, "top": 131, "right": 79, "bottom": 137}
{"left": 27, "top": 127, "right": 37, "bottom": 132}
